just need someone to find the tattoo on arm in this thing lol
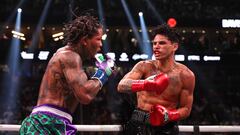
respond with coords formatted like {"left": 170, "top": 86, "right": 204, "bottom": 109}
{"left": 118, "top": 65, "right": 143, "bottom": 93}
{"left": 79, "top": 79, "right": 100, "bottom": 100}
{"left": 120, "top": 79, "right": 133, "bottom": 92}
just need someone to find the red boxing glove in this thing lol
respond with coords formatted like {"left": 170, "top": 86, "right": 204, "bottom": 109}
{"left": 149, "top": 105, "right": 180, "bottom": 126}
{"left": 131, "top": 73, "right": 169, "bottom": 94}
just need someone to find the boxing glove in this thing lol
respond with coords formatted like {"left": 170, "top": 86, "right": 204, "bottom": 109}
{"left": 149, "top": 105, "right": 180, "bottom": 126}
{"left": 131, "top": 73, "right": 169, "bottom": 94}
{"left": 91, "top": 54, "right": 115, "bottom": 88}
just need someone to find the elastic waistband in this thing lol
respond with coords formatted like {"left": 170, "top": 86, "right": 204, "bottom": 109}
{"left": 131, "top": 108, "right": 150, "bottom": 124}
{"left": 32, "top": 104, "right": 73, "bottom": 123}
{"left": 131, "top": 108, "right": 177, "bottom": 128}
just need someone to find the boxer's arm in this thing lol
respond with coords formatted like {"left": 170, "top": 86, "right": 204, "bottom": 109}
{"left": 117, "top": 61, "right": 169, "bottom": 94}
{"left": 61, "top": 53, "right": 101, "bottom": 104}
{"left": 117, "top": 61, "right": 144, "bottom": 93}
{"left": 177, "top": 68, "right": 195, "bottom": 120}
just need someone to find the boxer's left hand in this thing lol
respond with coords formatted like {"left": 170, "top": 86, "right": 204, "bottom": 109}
{"left": 149, "top": 105, "right": 180, "bottom": 126}
{"left": 91, "top": 54, "right": 116, "bottom": 88}
{"left": 95, "top": 54, "right": 116, "bottom": 75}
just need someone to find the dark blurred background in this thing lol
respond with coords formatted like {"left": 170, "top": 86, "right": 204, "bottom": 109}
{"left": 0, "top": 0, "right": 240, "bottom": 135}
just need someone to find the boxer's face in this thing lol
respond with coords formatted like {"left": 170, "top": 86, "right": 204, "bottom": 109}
{"left": 83, "top": 28, "right": 103, "bottom": 59}
{"left": 152, "top": 34, "right": 178, "bottom": 60}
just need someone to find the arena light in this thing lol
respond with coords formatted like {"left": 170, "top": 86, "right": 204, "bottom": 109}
{"left": 140, "top": 54, "right": 149, "bottom": 60}
{"left": 52, "top": 32, "right": 64, "bottom": 38}
{"left": 16, "top": 51, "right": 225, "bottom": 62}
{"left": 102, "top": 33, "right": 107, "bottom": 40}
{"left": 132, "top": 54, "right": 141, "bottom": 60}
{"left": 119, "top": 52, "right": 129, "bottom": 62}
{"left": 20, "top": 36, "right": 26, "bottom": 41}
{"left": 1, "top": 4, "right": 23, "bottom": 112}
{"left": 11, "top": 30, "right": 25, "bottom": 41}
{"left": 121, "top": 0, "right": 143, "bottom": 53}
{"left": 132, "top": 54, "right": 149, "bottom": 60}
{"left": 175, "top": 55, "right": 185, "bottom": 61}
{"left": 38, "top": 51, "right": 50, "bottom": 60}
{"left": 52, "top": 32, "right": 64, "bottom": 41}
{"left": 139, "top": 11, "right": 152, "bottom": 58}
{"left": 1, "top": 0, "right": 25, "bottom": 38}
{"left": 20, "top": 51, "right": 34, "bottom": 59}
{"left": 53, "top": 38, "right": 60, "bottom": 41}
{"left": 222, "top": 19, "right": 240, "bottom": 28}
{"left": 188, "top": 55, "right": 200, "bottom": 61}
{"left": 11, "top": 30, "right": 24, "bottom": 37}
{"left": 17, "top": 8, "right": 22, "bottom": 13}
{"left": 167, "top": 18, "right": 177, "bottom": 28}
{"left": 203, "top": 55, "right": 221, "bottom": 61}
{"left": 138, "top": 12, "right": 143, "bottom": 16}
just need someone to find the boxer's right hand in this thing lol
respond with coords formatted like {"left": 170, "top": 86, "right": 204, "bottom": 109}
{"left": 91, "top": 54, "right": 115, "bottom": 88}
{"left": 131, "top": 73, "right": 169, "bottom": 94}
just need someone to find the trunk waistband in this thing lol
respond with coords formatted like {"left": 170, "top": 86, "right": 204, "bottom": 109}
{"left": 131, "top": 108, "right": 150, "bottom": 124}
{"left": 32, "top": 104, "right": 73, "bottom": 123}
{"left": 131, "top": 108, "right": 177, "bottom": 129}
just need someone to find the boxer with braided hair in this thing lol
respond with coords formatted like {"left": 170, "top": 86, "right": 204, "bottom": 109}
{"left": 20, "top": 11, "right": 115, "bottom": 135}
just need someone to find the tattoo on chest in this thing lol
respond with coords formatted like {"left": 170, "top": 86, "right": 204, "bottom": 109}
{"left": 168, "top": 72, "right": 182, "bottom": 91}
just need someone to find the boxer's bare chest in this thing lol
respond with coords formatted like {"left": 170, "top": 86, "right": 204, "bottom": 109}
{"left": 137, "top": 63, "right": 183, "bottom": 110}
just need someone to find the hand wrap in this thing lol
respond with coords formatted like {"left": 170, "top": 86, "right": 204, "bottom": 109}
{"left": 91, "top": 54, "right": 115, "bottom": 88}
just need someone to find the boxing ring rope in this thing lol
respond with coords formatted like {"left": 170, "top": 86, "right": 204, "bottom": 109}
{"left": 0, "top": 124, "right": 240, "bottom": 132}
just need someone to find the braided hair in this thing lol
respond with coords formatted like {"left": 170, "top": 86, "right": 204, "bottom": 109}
{"left": 63, "top": 12, "right": 102, "bottom": 46}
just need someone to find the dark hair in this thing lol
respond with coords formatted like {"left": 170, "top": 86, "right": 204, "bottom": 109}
{"left": 151, "top": 24, "right": 180, "bottom": 44}
{"left": 63, "top": 12, "right": 102, "bottom": 45}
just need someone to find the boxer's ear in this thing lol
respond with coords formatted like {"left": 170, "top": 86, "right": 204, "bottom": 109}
{"left": 80, "top": 35, "right": 88, "bottom": 46}
{"left": 172, "top": 43, "right": 178, "bottom": 51}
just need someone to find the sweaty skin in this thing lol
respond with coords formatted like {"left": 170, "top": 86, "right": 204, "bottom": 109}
{"left": 118, "top": 34, "right": 195, "bottom": 120}
{"left": 37, "top": 28, "right": 103, "bottom": 113}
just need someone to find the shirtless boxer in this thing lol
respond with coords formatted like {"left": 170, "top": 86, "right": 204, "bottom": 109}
{"left": 19, "top": 13, "right": 114, "bottom": 135}
{"left": 118, "top": 24, "right": 195, "bottom": 135}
